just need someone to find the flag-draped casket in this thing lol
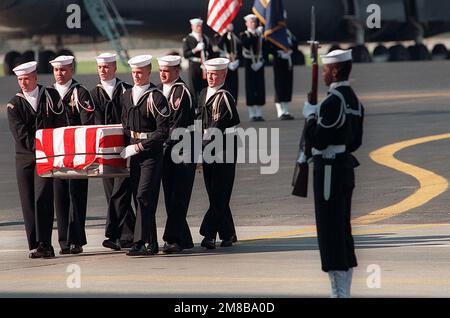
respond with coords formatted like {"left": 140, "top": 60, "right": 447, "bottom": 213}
{"left": 36, "top": 124, "right": 129, "bottom": 178}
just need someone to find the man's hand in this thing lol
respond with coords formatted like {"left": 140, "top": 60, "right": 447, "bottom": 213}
{"left": 302, "top": 101, "right": 318, "bottom": 120}
{"left": 256, "top": 26, "right": 264, "bottom": 36}
{"left": 120, "top": 145, "right": 139, "bottom": 159}
{"left": 278, "top": 50, "right": 292, "bottom": 60}
{"left": 228, "top": 60, "right": 239, "bottom": 71}
{"left": 251, "top": 61, "right": 263, "bottom": 71}
{"left": 193, "top": 42, "right": 205, "bottom": 53}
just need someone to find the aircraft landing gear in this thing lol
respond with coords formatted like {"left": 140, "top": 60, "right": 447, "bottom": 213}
{"left": 388, "top": 44, "right": 410, "bottom": 62}
{"left": 351, "top": 44, "right": 372, "bottom": 63}
{"left": 372, "top": 45, "right": 389, "bottom": 63}
{"left": 408, "top": 43, "right": 431, "bottom": 61}
{"left": 432, "top": 44, "right": 448, "bottom": 60}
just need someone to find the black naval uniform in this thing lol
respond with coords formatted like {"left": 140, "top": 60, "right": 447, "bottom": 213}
{"left": 182, "top": 33, "right": 214, "bottom": 101}
{"left": 7, "top": 85, "right": 65, "bottom": 251}
{"left": 53, "top": 79, "right": 95, "bottom": 251}
{"left": 91, "top": 78, "right": 136, "bottom": 244}
{"left": 217, "top": 31, "right": 242, "bottom": 102}
{"left": 157, "top": 78, "right": 196, "bottom": 250}
{"left": 270, "top": 30, "right": 299, "bottom": 103}
{"left": 240, "top": 29, "right": 266, "bottom": 106}
{"left": 121, "top": 84, "right": 169, "bottom": 249}
{"left": 198, "top": 84, "right": 240, "bottom": 243}
{"left": 305, "top": 82, "right": 364, "bottom": 272}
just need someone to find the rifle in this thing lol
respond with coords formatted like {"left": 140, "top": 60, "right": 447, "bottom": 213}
{"left": 292, "top": 6, "right": 319, "bottom": 197}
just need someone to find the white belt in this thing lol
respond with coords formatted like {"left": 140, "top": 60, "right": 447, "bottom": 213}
{"left": 130, "top": 130, "right": 153, "bottom": 139}
{"left": 189, "top": 57, "right": 202, "bottom": 63}
{"left": 312, "top": 145, "right": 346, "bottom": 158}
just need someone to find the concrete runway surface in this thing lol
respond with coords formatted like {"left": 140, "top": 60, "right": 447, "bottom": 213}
{"left": 0, "top": 61, "right": 450, "bottom": 297}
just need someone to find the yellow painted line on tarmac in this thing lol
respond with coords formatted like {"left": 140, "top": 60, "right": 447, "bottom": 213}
{"left": 360, "top": 91, "right": 450, "bottom": 101}
{"left": 354, "top": 133, "right": 450, "bottom": 225}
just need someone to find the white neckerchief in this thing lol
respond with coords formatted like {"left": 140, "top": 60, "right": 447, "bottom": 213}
{"left": 206, "top": 84, "right": 223, "bottom": 102}
{"left": 23, "top": 86, "right": 39, "bottom": 112}
{"left": 132, "top": 83, "right": 150, "bottom": 105}
{"left": 247, "top": 28, "right": 256, "bottom": 35}
{"left": 191, "top": 31, "right": 202, "bottom": 42}
{"left": 55, "top": 79, "right": 72, "bottom": 99}
{"left": 101, "top": 78, "right": 117, "bottom": 100}
{"left": 162, "top": 78, "right": 179, "bottom": 99}
{"left": 329, "top": 81, "right": 350, "bottom": 91}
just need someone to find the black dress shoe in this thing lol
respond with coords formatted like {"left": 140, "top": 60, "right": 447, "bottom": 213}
{"left": 146, "top": 242, "right": 159, "bottom": 255}
{"left": 284, "top": 114, "right": 294, "bottom": 120}
{"left": 29, "top": 242, "right": 55, "bottom": 259}
{"left": 163, "top": 242, "right": 182, "bottom": 254}
{"left": 102, "top": 239, "right": 121, "bottom": 251}
{"left": 126, "top": 242, "right": 147, "bottom": 256}
{"left": 59, "top": 248, "right": 71, "bottom": 255}
{"left": 201, "top": 238, "right": 216, "bottom": 250}
{"left": 255, "top": 116, "right": 265, "bottom": 122}
{"left": 220, "top": 234, "right": 238, "bottom": 247}
{"left": 70, "top": 244, "right": 83, "bottom": 254}
{"left": 119, "top": 240, "right": 134, "bottom": 249}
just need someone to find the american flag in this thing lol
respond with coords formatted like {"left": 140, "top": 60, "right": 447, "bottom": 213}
{"left": 207, "top": 0, "right": 242, "bottom": 35}
{"left": 35, "top": 124, "right": 128, "bottom": 178}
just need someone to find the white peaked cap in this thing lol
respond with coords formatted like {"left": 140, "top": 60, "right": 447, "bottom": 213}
{"left": 13, "top": 61, "right": 37, "bottom": 76}
{"left": 190, "top": 18, "right": 203, "bottom": 25}
{"left": 244, "top": 14, "right": 257, "bottom": 21}
{"left": 128, "top": 55, "right": 153, "bottom": 68}
{"left": 157, "top": 55, "right": 182, "bottom": 67}
{"left": 203, "top": 58, "right": 230, "bottom": 71}
{"left": 49, "top": 55, "right": 75, "bottom": 67}
{"left": 321, "top": 49, "right": 353, "bottom": 65}
{"left": 96, "top": 52, "right": 117, "bottom": 64}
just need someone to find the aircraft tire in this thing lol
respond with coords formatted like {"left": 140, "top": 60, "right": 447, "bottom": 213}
{"left": 432, "top": 44, "right": 448, "bottom": 61}
{"left": 372, "top": 45, "right": 389, "bottom": 63}
{"left": 351, "top": 45, "right": 372, "bottom": 63}
{"left": 388, "top": 44, "right": 410, "bottom": 62}
{"left": 3, "top": 51, "right": 21, "bottom": 75}
{"left": 37, "top": 50, "right": 56, "bottom": 74}
{"left": 408, "top": 44, "right": 431, "bottom": 61}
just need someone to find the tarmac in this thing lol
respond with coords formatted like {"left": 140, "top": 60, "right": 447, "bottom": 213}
{"left": 1, "top": 61, "right": 450, "bottom": 297}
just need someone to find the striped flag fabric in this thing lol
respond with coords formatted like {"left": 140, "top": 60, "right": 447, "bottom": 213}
{"left": 35, "top": 124, "right": 129, "bottom": 178}
{"left": 207, "top": 0, "right": 242, "bottom": 35}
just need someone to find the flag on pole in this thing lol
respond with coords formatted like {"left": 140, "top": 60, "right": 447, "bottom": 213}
{"left": 253, "top": 0, "right": 290, "bottom": 51}
{"left": 207, "top": 0, "right": 242, "bottom": 35}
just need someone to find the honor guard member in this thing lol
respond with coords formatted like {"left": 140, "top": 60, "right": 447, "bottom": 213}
{"left": 120, "top": 55, "right": 170, "bottom": 256}
{"left": 303, "top": 50, "right": 364, "bottom": 298}
{"left": 216, "top": 23, "right": 242, "bottom": 102}
{"left": 240, "top": 14, "right": 266, "bottom": 122}
{"left": 270, "top": 28, "right": 298, "bottom": 120}
{"left": 157, "top": 55, "right": 196, "bottom": 254}
{"left": 50, "top": 55, "right": 95, "bottom": 255}
{"left": 7, "top": 61, "right": 65, "bottom": 258}
{"left": 182, "top": 18, "right": 214, "bottom": 103}
{"left": 91, "top": 53, "right": 136, "bottom": 250}
{"left": 198, "top": 58, "right": 240, "bottom": 249}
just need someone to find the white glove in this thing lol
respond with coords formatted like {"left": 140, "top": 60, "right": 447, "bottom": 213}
{"left": 194, "top": 42, "right": 205, "bottom": 52}
{"left": 251, "top": 61, "right": 263, "bottom": 71}
{"left": 228, "top": 60, "right": 239, "bottom": 71}
{"left": 279, "top": 50, "right": 292, "bottom": 60}
{"left": 256, "top": 26, "right": 264, "bottom": 36}
{"left": 120, "top": 145, "right": 139, "bottom": 159}
{"left": 302, "top": 101, "right": 318, "bottom": 120}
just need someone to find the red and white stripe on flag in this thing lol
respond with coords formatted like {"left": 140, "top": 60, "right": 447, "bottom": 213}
{"left": 207, "top": 0, "right": 242, "bottom": 35}
{"left": 35, "top": 124, "right": 128, "bottom": 177}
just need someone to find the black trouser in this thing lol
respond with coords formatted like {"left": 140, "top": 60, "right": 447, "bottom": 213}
{"left": 130, "top": 150, "right": 163, "bottom": 244}
{"left": 313, "top": 154, "right": 357, "bottom": 272}
{"left": 102, "top": 177, "right": 136, "bottom": 242}
{"left": 273, "top": 57, "right": 293, "bottom": 103}
{"left": 225, "top": 69, "right": 239, "bottom": 103}
{"left": 200, "top": 161, "right": 236, "bottom": 240}
{"left": 244, "top": 60, "right": 265, "bottom": 106}
{"left": 15, "top": 156, "right": 54, "bottom": 250}
{"left": 187, "top": 62, "right": 207, "bottom": 102}
{"left": 54, "top": 178, "right": 88, "bottom": 249}
{"left": 162, "top": 146, "right": 196, "bottom": 248}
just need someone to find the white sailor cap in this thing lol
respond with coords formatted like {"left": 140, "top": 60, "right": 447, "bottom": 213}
{"left": 96, "top": 52, "right": 117, "bottom": 64}
{"left": 157, "top": 55, "right": 181, "bottom": 67}
{"left": 190, "top": 18, "right": 203, "bottom": 25}
{"left": 49, "top": 55, "right": 75, "bottom": 67}
{"left": 321, "top": 49, "right": 353, "bottom": 65}
{"left": 128, "top": 55, "right": 153, "bottom": 68}
{"left": 244, "top": 14, "right": 257, "bottom": 21}
{"left": 13, "top": 61, "right": 37, "bottom": 76}
{"left": 203, "top": 58, "right": 230, "bottom": 71}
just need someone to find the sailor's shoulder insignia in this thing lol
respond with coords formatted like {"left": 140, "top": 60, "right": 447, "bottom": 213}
{"left": 6, "top": 103, "right": 15, "bottom": 110}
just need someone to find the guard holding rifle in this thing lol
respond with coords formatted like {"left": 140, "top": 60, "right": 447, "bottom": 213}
{"left": 302, "top": 49, "right": 364, "bottom": 298}
{"left": 183, "top": 18, "right": 213, "bottom": 103}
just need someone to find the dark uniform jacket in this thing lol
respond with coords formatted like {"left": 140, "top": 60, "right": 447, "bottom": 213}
{"left": 183, "top": 33, "right": 214, "bottom": 64}
{"left": 91, "top": 78, "right": 132, "bottom": 125}
{"left": 121, "top": 84, "right": 170, "bottom": 154}
{"left": 157, "top": 78, "right": 194, "bottom": 147}
{"left": 7, "top": 85, "right": 65, "bottom": 157}
{"left": 56, "top": 79, "right": 95, "bottom": 126}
